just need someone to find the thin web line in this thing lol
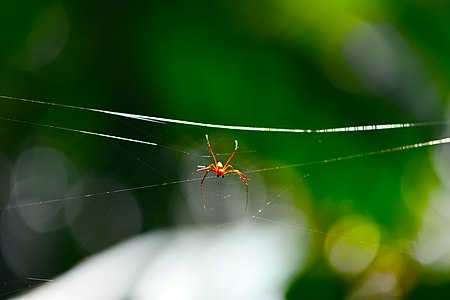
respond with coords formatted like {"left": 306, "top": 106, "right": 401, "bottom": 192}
{"left": 2, "top": 94, "right": 448, "bottom": 211}
{"left": 1, "top": 94, "right": 447, "bottom": 133}
{"left": 0, "top": 178, "right": 198, "bottom": 211}
{"left": 2, "top": 95, "right": 450, "bottom": 275}
{"left": 27, "top": 278, "right": 53, "bottom": 282}
{"left": 2, "top": 136, "right": 448, "bottom": 210}
{"left": 0, "top": 116, "right": 254, "bottom": 158}
{"left": 246, "top": 137, "right": 450, "bottom": 173}
{"left": 0, "top": 117, "right": 158, "bottom": 147}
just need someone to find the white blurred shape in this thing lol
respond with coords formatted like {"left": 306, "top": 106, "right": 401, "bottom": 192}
{"left": 342, "top": 21, "right": 439, "bottom": 119}
{"left": 1, "top": 147, "right": 73, "bottom": 276}
{"left": 351, "top": 271, "right": 398, "bottom": 299}
{"left": 432, "top": 123, "right": 450, "bottom": 191}
{"left": 13, "top": 220, "right": 307, "bottom": 300}
{"left": 414, "top": 123, "right": 450, "bottom": 269}
{"left": 413, "top": 187, "right": 450, "bottom": 269}
{"left": 343, "top": 21, "right": 399, "bottom": 95}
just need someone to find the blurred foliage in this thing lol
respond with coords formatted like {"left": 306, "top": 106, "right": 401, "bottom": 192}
{"left": 0, "top": 0, "right": 450, "bottom": 298}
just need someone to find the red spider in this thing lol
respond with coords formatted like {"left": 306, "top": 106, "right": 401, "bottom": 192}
{"left": 194, "top": 134, "right": 249, "bottom": 210}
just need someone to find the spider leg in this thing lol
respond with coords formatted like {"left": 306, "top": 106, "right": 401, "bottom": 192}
{"left": 193, "top": 164, "right": 215, "bottom": 210}
{"left": 205, "top": 134, "right": 218, "bottom": 167}
{"left": 237, "top": 171, "right": 249, "bottom": 210}
{"left": 225, "top": 168, "right": 249, "bottom": 210}
{"left": 200, "top": 170, "right": 209, "bottom": 210}
{"left": 197, "top": 136, "right": 245, "bottom": 210}
{"left": 193, "top": 164, "right": 215, "bottom": 175}
{"left": 223, "top": 139, "right": 238, "bottom": 169}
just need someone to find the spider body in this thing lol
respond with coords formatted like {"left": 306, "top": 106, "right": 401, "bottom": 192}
{"left": 194, "top": 134, "right": 249, "bottom": 209}
{"left": 215, "top": 162, "right": 226, "bottom": 177}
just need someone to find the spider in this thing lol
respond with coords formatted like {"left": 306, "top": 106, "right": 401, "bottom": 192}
{"left": 194, "top": 134, "right": 249, "bottom": 210}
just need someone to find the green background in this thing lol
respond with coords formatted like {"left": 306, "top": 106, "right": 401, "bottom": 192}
{"left": 1, "top": 0, "right": 450, "bottom": 298}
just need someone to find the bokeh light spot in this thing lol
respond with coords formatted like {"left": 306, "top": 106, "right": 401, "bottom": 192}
{"left": 10, "top": 146, "right": 71, "bottom": 233}
{"left": 325, "top": 216, "right": 380, "bottom": 274}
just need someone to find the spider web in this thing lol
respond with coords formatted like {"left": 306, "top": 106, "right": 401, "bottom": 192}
{"left": 2, "top": 0, "right": 450, "bottom": 297}
{"left": 0, "top": 95, "right": 449, "bottom": 298}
